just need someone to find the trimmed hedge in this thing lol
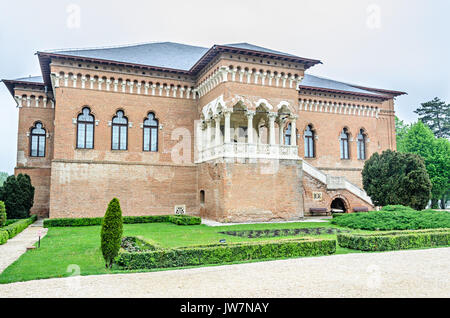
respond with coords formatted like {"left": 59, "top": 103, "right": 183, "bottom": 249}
{"left": 330, "top": 208, "right": 450, "bottom": 230}
{"left": 0, "top": 215, "right": 37, "bottom": 245}
{"left": 116, "top": 237, "right": 336, "bottom": 270}
{"left": 168, "top": 215, "right": 201, "bottom": 225}
{"left": 337, "top": 228, "right": 450, "bottom": 251}
{"left": 44, "top": 214, "right": 201, "bottom": 228}
{"left": 0, "top": 230, "right": 8, "bottom": 245}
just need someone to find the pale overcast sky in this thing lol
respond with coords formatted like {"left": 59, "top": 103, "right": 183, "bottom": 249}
{"left": 0, "top": 0, "right": 449, "bottom": 174}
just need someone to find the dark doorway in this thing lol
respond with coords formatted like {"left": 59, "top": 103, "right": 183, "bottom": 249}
{"left": 331, "top": 198, "right": 347, "bottom": 213}
{"left": 200, "top": 190, "right": 205, "bottom": 205}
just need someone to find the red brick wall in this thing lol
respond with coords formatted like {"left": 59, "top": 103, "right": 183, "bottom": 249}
{"left": 199, "top": 160, "right": 303, "bottom": 223}
{"left": 49, "top": 161, "right": 198, "bottom": 218}
{"left": 14, "top": 89, "right": 55, "bottom": 217}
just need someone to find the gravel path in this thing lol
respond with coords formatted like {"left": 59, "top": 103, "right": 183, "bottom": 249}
{"left": 0, "top": 247, "right": 448, "bottom": 298}
{"left": 0, "top": 220, "right": 47, "bottom": 274}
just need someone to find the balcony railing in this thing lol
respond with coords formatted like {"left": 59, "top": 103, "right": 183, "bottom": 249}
{"left": 197, "top": 143, "right": 299, "bottom": 162}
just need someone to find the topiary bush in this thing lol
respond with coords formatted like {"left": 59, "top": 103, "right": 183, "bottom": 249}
{"left": 101, "top": 198, "right": 123, "bottom": 268}
{"left": 0, "top": 174, "right": 35, "bottom": 219}
{"left": 0, "top": 201, "right": 6, "bottom": 227}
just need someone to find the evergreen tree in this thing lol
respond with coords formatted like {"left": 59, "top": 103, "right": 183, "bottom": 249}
{"left": 414, "top": 97, "right": 450, "bottom": 138}
{"left": 0, "top": 174, "right": 35, "bottom": 219}
{"left": 0, "top": 201, "right": 6, "bottom": 227}
{"left": 101, "top": 198, "right": 123, "bottom": 268}
{"left": 362, "top": 150, "right": 432, "bottom": 210}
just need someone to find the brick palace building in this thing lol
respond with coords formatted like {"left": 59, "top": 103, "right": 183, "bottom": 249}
{"left": 2, "top": 42, "right": 406, "bottom": 222}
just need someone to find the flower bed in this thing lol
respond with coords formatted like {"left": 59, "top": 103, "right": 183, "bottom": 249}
{"left": 116, "top": 236, "right": 336, "bottom": 270}
{"left": 337, "top": 228, "right": 450, "bottom": 251}
{"left": 219, "top": 227, "right": 350, "bottom": 238}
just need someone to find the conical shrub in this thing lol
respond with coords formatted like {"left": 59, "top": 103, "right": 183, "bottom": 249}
{"left": 101, "top": 198, "right": 123, "bottom": 268}
{"left": 0, "top": 201, "right": 6, "bottom": 227}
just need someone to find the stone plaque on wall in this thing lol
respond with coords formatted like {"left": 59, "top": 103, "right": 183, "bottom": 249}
{"left": 313, "top": 192, "right": 323, "bottom": 201}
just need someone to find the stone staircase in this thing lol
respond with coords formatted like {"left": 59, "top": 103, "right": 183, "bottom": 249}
{"left": 302, "top": 160, "right": 373, "bottom": 205}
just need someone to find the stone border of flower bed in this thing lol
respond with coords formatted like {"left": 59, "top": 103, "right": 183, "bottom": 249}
{"left": 0, "top": 215, "right": 37, "bottom": 245}
{"left": 220, "top": 227, "right": 350, "bottom": 239}
{"left": 116, "top": 236, "right": 337, "bottom": 270}
{"left": 337, "top": 228, "right": 450, "bottom": 251}
{"left": 43, "top": 214, "right": 201, "bottom": 227}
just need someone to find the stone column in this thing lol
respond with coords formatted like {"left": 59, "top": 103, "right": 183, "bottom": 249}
{"left": 290, "top": 115, "right": 298, "bottom": 146}
{"left": 206, "top": 119, "right": 212, "bottom": 149}
{"left": 247, "top": 111, "right": 255, "bottom": 143}
{"left": 214, "top": 115, "right": 221, "bottom": 146}
{"left": 279, "top": 118, "right": 285, "bottom": 145}
{"left": 196, "top": 121, "right": 204, "bottom": 162}
{"left": 268, "top": 112, "right": 277, "bottom": 145}
{"left": 224, "top": 110, "right": 232, "bottom": 144}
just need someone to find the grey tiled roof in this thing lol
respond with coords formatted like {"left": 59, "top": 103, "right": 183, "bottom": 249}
{"left": 222, "top": 43, "right": 298, "bottom": 57}
{"left": 301, "top": 74, "right": 387, "bottom": 97}
{"left": 47, "top": 42, "right": 210, "bottom": 71}
{"left": 45, "top": 42, "right": 304, "bottom": 71}
{"left": 13, "top": 76, "right": 44, "bottom": 83}
{"left": 10, "top": 43, "right": 391, "bottom": 97}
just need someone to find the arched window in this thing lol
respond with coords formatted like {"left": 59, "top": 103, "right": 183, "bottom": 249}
{"left": 284, "top": 123, "right": 292, "bottom": 145}
{"left": 77, "top": 107, "right": 95, "bottom": 149}
{"left": 111, "top": 110, "right": 128, "bottom": 150}
{"left": 357, "top": 129, "right": 367, "bottom": 160}
{"left": 30, "top": 122, "right": 46, "bottom": 157}
{"left": 304, "top": 125, "right": 315, "bottom": 158}
{"left": 340, "top": 128, "right": 350, "bottom": 159}
{"left": 200, "top": 190, "right": 205, "bottom": 205}
{"left": 143, "top": 112, "right": 158, "bottom": 152}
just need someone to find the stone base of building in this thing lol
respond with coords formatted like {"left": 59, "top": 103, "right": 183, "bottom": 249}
{"left": 198, "top": 159, "right": 304, "bottom": 223}
{"left": 47, "top": 160, "right": 198, "bottom": 218}
{"left": 17, "top": 159, "right": 374, "bottom": 221}
{"left": 15, "top": 167, "right": 51, "bottom": 218}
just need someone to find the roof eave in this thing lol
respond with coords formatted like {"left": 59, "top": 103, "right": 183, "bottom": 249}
{"left": 1, "top": 79, "right": 45, "bottom": 98}
{"left": 298, "top": 85, "right": 391, "bottom": 100}
{"left": 190, "top": 45, "right": 322, "bottom": 75}
{"left": 37, "top": 51, "right": 194, "bottom": 86}
{"left": 349, "top": 85, "right": 407, "bottom": 97}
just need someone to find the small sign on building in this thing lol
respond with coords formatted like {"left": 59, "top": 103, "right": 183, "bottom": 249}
{"left": 313, "top": 192, "right": 323, "bottom": 201}
{"left": 174, "top": 205, "right": 186, "bottom": 215}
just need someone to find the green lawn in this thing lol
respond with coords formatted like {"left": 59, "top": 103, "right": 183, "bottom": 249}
{"left": 0, "top": 221, "right": 366, "bottom": 284}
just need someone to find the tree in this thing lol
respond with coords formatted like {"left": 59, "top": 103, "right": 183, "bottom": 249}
{"left": 399, "top": 121, "right": 450, "bottom": 208}
{"left": 395, "top": 116, "right": 410, "bottom": 152}
{"left": 0, "top": 201, "right": 6, "bottom": 227}
{"left": 0, "top": 172, "right": 8, "bottom": 187}
{"left": 414, "top": 97, "right": 450, "bottom": 138}
{"left": 362, "top": 150, "right": 432, "bottom": 210}
{"left": 101, "top": 198, "right": 123, "bottom": 268}
{"left": 0, "top": 174, "right": 35, "bottom": 219}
